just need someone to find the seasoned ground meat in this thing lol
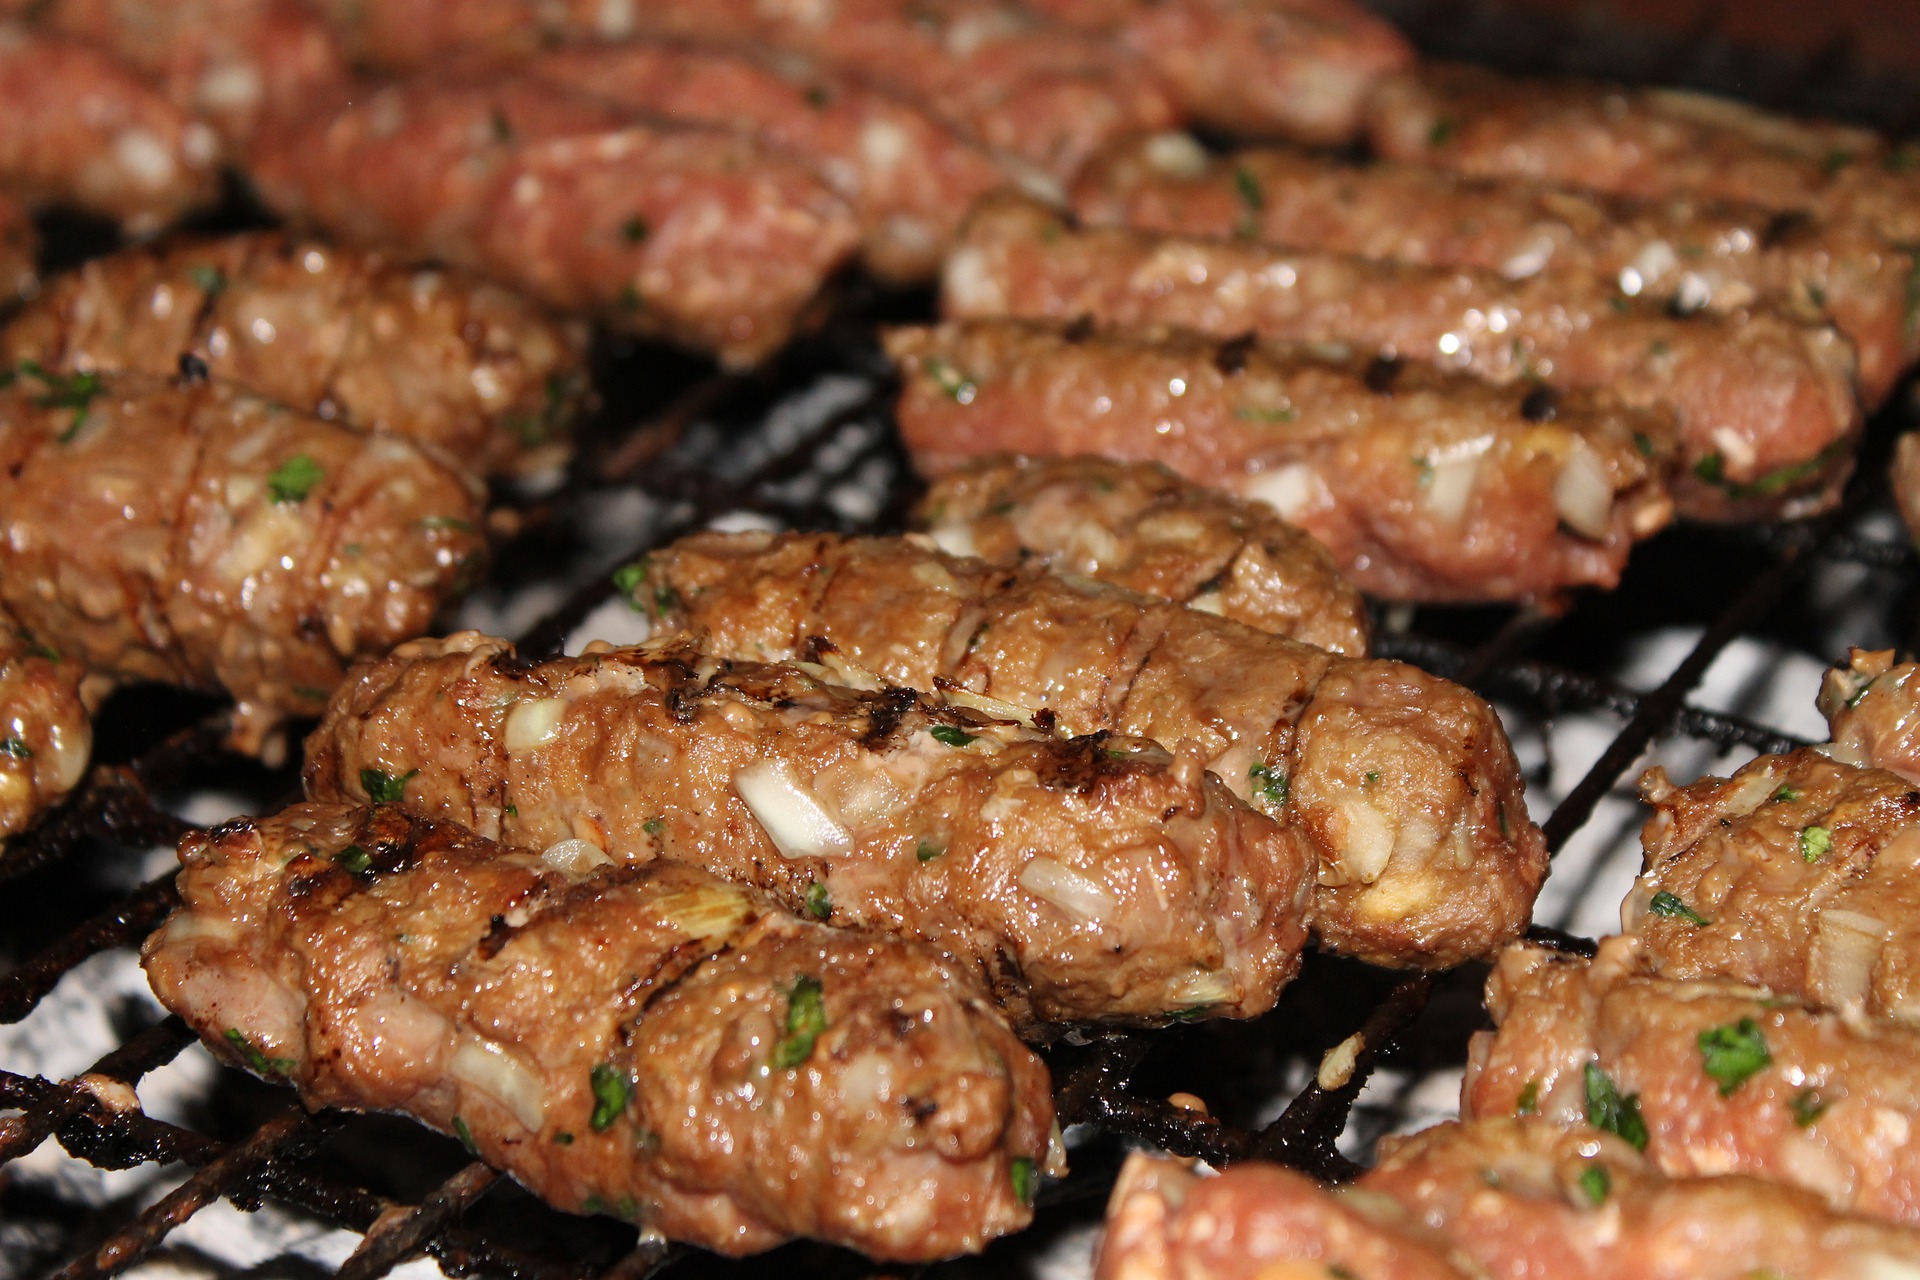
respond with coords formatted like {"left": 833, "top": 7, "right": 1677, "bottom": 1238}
{"left": 3, "top": 233, "right": 590, "bottom": 477}
{"left": 629, "top": 531, "right": 1546, "bottom": 970}
{"left": 914, "top": 453, "right": 1371, "bottom": 655}
{"left": 304, "top": 635, "right": 1317, "bottom": 1028}
{"left": 1820, "top": 647, "right": 1920, "bottom": 783}
{"left": 944, "top": 194, "right": 1860, "bottom": 521}
{"left": 142, "top": 801, "right": 1058, "bottom": 1259}
{"left": 0, "top": 615, "right": 91, "bottom": 838}
{"left": 888, "top": 319, "right": 1675, "bottom": 603}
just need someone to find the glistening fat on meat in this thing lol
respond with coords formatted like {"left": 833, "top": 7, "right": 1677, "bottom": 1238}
{"left": 0, "top": 618, "right": 91, "bottom": 838}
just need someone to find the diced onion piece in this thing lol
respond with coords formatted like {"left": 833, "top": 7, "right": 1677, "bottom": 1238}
{"left": 653, "top": 882, "right": 754, "bottom": 943}
{"left": 1174, "top": 968, "right": 1237, "bottom": 1009}
{"left": 1815, "top": 908, "right": 1892, "bottom": 1011}
{"left": 1017, "top": 856, "right": 1116, "bottom": 922}
{"left": 1143, "top": 130, "right": 1210, "bottom": 178}
{"left": 1816, "top": 739, "right": 1870, "bottom": 768}
{"left": 942, "top": 687, "right": 1037, "bottom": 727}
{"left": 1335, "top": 798, "right": 1397, "bottom": 885}
{"left": 927, "top": 523, "right": 978, "bottom": 561}
{"left": 505, "top": 697, "right": 566, "bottom": 751}
{"left": 541, "top": 838, "right": 611, "bottom": 876}
{"left": 1553, "top": 438, "right": 1615, "bottom": 540}
{"left": 1859, "top": 1256, "right": 1920, "bottom": 1280}
{"left": 1316, "top": 1032, "right": 1364, "bottom": 1089}
{"left": 450, "top": 1038, "right": 545, "bottom": 1132}
{"left": 1187, "top": 591, "right": 1225, "bottom": 616}
{"left": 735, "top": 760, "right": 853, "bottom": 859}
{"left": 1424, "top": 455, "right": 1480, "bottom": 523}
{"left": 1245, "top": 464, "right": 1319, "bottom": 520}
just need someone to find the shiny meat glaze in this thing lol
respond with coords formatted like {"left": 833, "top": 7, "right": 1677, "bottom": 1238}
{"left": 1822, "top": 648, "right": 1920, "bottom": 784}
{"left": 1465, "top": 936, "right": 1920, "bottom": 1226}
{"left": 0, "top": 616, "right": 91, "bottom": 838}
{"left": 142, "top": 802, "right": 1057, "bottom": 1260}
{"left": 1095, "top": 1150, "right": 1471, "bottom": 1280}
{"left": 519, "top": 43, "right": 1007, "bottom": 282}
{"left": 0, "top": 23, "right": 219, "bottom": 235}
{"left": 1624, "top": 747, "right": 1920, "bottom": 1023}
{"left": 245, "top": 78, "right": 859, "bottom": 367}
{"left": 15, "top": 0, "right": 348, "bottom": 144}
{"left": 913, "top": 453, "right": 1372, "bottom": 656}
{"left": 0, "top": 191, "right": 32, "bottom": 302}
{"left": 944, "top": 195, "right": 1861, "bottom": 521}
{"left": 1071, "top": 134, "right": 1916, "bottom": 407}
{"left": 1024, "top": 0, "right": 1412, "bottom": 145}
{"left": 2, "top": 233, "right": 590, "bottom": 478}
{"left": 636, "top": 531, "right": 1546, "bottom": 970}
{"left": 0, "top": 371, "right": 484, "bottom": 747}
{"left": 304, "top": 634, "right": 1316, "bottom": 1028}
{"left": 887, "top": 319, "right": 1675, "bottom": 603}
{"left": 1366, "top": 63, "right": 1920, "bottom": 246}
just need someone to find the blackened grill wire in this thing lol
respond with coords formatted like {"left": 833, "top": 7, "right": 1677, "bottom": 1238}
{"left": 4, "top": 16, "right": 1920, "bottom": 1280}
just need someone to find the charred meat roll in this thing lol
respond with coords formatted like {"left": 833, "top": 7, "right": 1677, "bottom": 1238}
{"left": 0, "top": 23, "right": 219, "bottom": 235}
{"left": 913, "top": 453, "right": 1372, "bottom": 656}
{"left": 624, "top": 531, "right": 1547, "bottom": 970}
{"left": 944, "top": 195, "right": 1860, "bottom": 521}
{"left": 143, "top": 801, "right": 1058, "bottom": 1260}
{"left": 888, "top": 319, "right": 1675, "bottom": 603}
{"left": 517, "top": 43, "right": 1007, "bottom": 283}
{"left": 305, "top": 634, "right": 1316, "bottom": 1028}
{"left": 1072, "top": 134, "right": 1916, "bottom": 407}
{"left": 246, "top": 77, "right": 859, "bottom": 367}
{"left": 0, "top": 617, "right": 91, "bottom": 838}
{"left": 1367, "top": 64, "right": 1920, "bottom": 248}
{"left": 1465, "top": 935, "right": 1920, "bottom": 1226}
{"left": 1023, "top": 0, "right": 1412, "bottom": 146}
{"left": 3, "top": 233, "right": 590, "bottom": 477}
{"left": 1821, "top": 647, "right": 1920, "bottom": 784}
{"left": 1624, "top": 745, "right": 1920, "bottom": 1024}
{"left": 0, "top": 369, "right": 485, "bottom": 747}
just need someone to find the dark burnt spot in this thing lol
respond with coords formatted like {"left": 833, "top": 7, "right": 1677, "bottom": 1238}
{"left": 1520, "top": 385, "right": 1560, "bottom": 423}
{"left": 1033, "top": 708, "right": 1058, "bottom": 734}
{"left": 477, "top": 913, "right": 517, "bottom": 960}
{"left": 1062, "top": 314, "right": 1096, "bottom": 343}
{"left": 1214, "top": 332, "right": 1257, "bottom": 375}
{"left": 489, "top": 649, "right": 543, "bottom": 674}
{"left": 1160, "top": 806, "right": 1179, "bottom": 821}
{"left": 286, "top": 869, "right": 333, "bottom": 899}
{"left": 1761, "top": 210, "right": 1814, "bottom": 249}
{"left": 801, "top": 635, "right": 838, "bottom": 663}
{"left": 656, "top": 655, "right": 711, "bottom": 725}
{"left": 890, "top": 1009, "right": 920, "bottom": 1039}
{"left": 176, "top": 352, "right": 210, "bottom": 385}
{"left": 904, "top": 1096, "right": 940, "bottom": 1122}
{"left": 860, "top": 685, "right": 920, "bottom": 748}
{"left": 1363, "top": 355, "right": 1403, "bottom": 395}
{"left": 1034, "top": 731, "right": 1122, "bottom": 794}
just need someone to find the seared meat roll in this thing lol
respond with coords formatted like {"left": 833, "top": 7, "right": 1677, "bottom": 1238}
{"left": 1821, "top": 647, "right": 1920, "bottom": 784}
{"left": 629, "top": 531, "right": 1546, "bottom": 970}
{"left": 945, "top": 195, "right": 1860, "bottom": 520}
{"left": 143, "top": 801, "right": 1058, "bottom": 1260}
{"left": 1465, "top": 936, "right": 1920, "bottom": 1227}
{"left": 305, "top": 635, "right": 1316, "bottom": 1028}
{"left": 3, "top": 233, "right": 590, "bottom": 477}
{"left": 0, "top": 370, "right": 484, "bottom": 747}
{"left": 1625, "top": 746, "right": 1920, "bottom": 1023}
{"left": 518, "top": 43, "right": 1007, "bottom": 283}
{"left": 0, "top": 617, "right": 91, "bottom": 838}
{"left": 1072, "top": 135, "right": 1916, "bottom": 407}
{"left": 1024, "top": 0, "right": 1412, "bottom": 146}
{"left": 888, "top": 319, "right": 1675, "bottom": 603}
{"left": 914, "top": 454, "right": 1371, "bottom": 655}
{"left": 0, "top": 23, "right": 219, "bottom": 235}
{"left": 1367, "top": 63, "right": 1920, "bottom": 247}
{"left": 246, "top": 78, "right": 859, "bottom": 367}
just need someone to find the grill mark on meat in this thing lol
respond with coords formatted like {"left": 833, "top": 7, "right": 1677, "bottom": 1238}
{"left": 1762, "top": 209, "right": 1816, "bottom": 250}
{"left": 1062, "top": 314, "right": 1096, "bottom": 343}
{"left": 1519, "top": 384, "right": 1560, "bottom": 422}
{"left": 1214, "top": 331, "right": 1257, "bottom": 375}
{"left": 1363, "top": 353, "right": 1404, "bottom": 394}
{"left": 477, "top": 912, "right": 515, "bottom": 959}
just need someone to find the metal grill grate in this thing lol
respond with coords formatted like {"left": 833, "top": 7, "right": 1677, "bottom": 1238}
{"left": 5, "top": 7, "right": 1920, "bottom": 1278}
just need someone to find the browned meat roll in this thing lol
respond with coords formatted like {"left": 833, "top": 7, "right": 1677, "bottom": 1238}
{"left": 516, "top": 43, "right": 1007, "bottom": 283}
{"left": 944, "top": 194, "right": 1861, "bottom": 521}
{"left": 1023, "top": 0, "right": 1412, "bottom": 146}
{"left": 0, "top": 23, "right": 220, "bottom": 235}
{"left": 629, "top": 531, "right": 1547, "bottom": 970}
{"left": 245, "top": 77, "right": 860, "bottom": 367}
{"left": 0, "top": 190, "right": 33, "bottom": 302}
{"left": 1821, "top": 647, "right": 1920, "bottom": 783}
{"left": 888, "top": 319, "right": 1675, "bottom": 603}
{"left": 2, "top": 233, "right": 590, "bottom": 477}
{"left": 1071, "top": 134, "right": 1916, "bottom": 407}
{"left": 0, "top": 616, "right": 91, "bottom": 838}
{"left": 0, "top": 370, "right": 485, "bottom": 748}
{"left": 1367, "top": 63, "right": 1920, "bottom": 247}
{"left": 913, "top": 453, "right": 1372, "bottom": 655}
{"left": 304, "top": 634, "right": 1316, "bottom": 1028}
{"left": 142, "top": 801, "right": 1059, "bottom": 1260}
{"left": 1464, "top": 935, "right": 1920, "bottom": 1227}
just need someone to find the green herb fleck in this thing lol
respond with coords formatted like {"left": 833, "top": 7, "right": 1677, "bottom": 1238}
{"left": 452, "top": 1115, "right": 478, "bottom": 1155}
{"left": 223, "top": 1028, "right": 297, "bottom": 1078}
{"left": 773, "top": 975, "right": 828, "bottom": 1070}
{"left": 1414, "top": 455, "right": 1435, "bottom": 487}
{"left": 267, "top": 453, "right": 324, "bottom": 503}
{"left": 334, "top": 844, "right": 372, "bottom": 874}
{"left": 1584, "top": 1063, "right": 1648, "bottom": 1151}
{"left": 1364, "top": 770, "right": 1380, "bottom": 785}
{"left": 1427, "top": 116, "right": 1455, "bottom": 147}
{"left": 916, "top": 839, "right": 946, "bottom": 862}
{"left": 1693, "top": 451, "right": 1725, "bottom": 484}
{"left": 1328, "top": 1267, "right": 1356, "bottom": 1280}
{"left": 1234, "top": 405, "right": 1298, "bottom": 423}
{"left": 1516, "top": 1078, "right": 1539, "bottom": 1115}
{"left": 1011, "top": 1155, "right": 1037, "bottom": 1204}
{"left": 1698, "top": 1018, "right": 1770, "bottom": 1096}
{"left": 1773, "top": 785, "right": 1800, "bottom": 803}
{"left": 1248, "top": 762, "right": 1288, "bottom": 805}
{"left": 292, "top": 684, "right": 330, "bottom": 702}
{"left": 187, "top": 263, "right": 226, "bottom": 295}
{"left": 490, "top": 108, "right": 513, "bottom": 143}
{"left": 620, "top": 284, "right": 643, "bottom": 312}
{"left": 922, "top": 356, "right": 978, "bottom": 404}
{"left": 0, "top": 737, "right": 32, "bottom": 759}
{"left": 1789, "top": 1087, "right": 1830, "bottom": 1127}
{"left": 504, "top": 803, "right": 518, "bottom": 818}
{"left": 1649, "top": 890, "right": 1709, "bottom": 926}
{"left": 552, "top": 1130, "right": 574, "bottom": 1145}
{"left": 805, "top": 880, "right": 831, "bottom": 920}
{"left": 1649, "top": 339, "right": 1670, "bottom": 358}
{"left": 930, "top": 724, "right": 977, "bottom": 747}
{"left": 417, "top": 515, "right": 474, "bottom": 532}
{"left": 17, "top": 361, "right": 103, "bottom": 443}
{"left": 804, "top": 85, "right": 831, "bottom": 108}
{"left": 1632, "top": 431, "right": 1656, "bottom": 457}
{"left": 361, "top": 767, "right": 418, "bottom": 805}
{"left": 1889, "top": 147, "right": 1920, "bottom": 173}
{"left": 1577, "top": 1164, "right": 1611, "bottom": 1206}
{"left": 1232, "top": 165, "right": 1264, "bottom": 239}
{"left": 589, "top": 1062, "right": 631, "bottom": 1131}
{"left": 642, "top": 817, "right": 666, "bottom": 837}
{"left": 1800, "top": 825, "right": 1832, "bottom": 863}
{"left": 1609, "top": 295, "right": 1631, "bottom": 314}
{"left": 1824, "top": 148, "right": 1854, "bottom": 174}
{"left": 621, "top": 215, "right": 650, "bottom": 244}
{"left": 612, "top": 559, "right": 679, "bottom": 619}
{"left": 1805, "top": 281, "right": 1828, "bottom": 309}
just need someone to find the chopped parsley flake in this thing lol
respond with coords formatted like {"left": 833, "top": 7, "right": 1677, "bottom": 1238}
{"left": 267, "top": 453, "right": 324, "bottom": 504}
{"left": 1648, "top": 890, "right": 1709, "bottom": 926}
{"left": 916, "top": 839, "right": 945, "bottom": 862}
{"left": 1577, "top": 1164, "right": 1611, "bottom": 1206}
{"left": 642, "top": 817, "right": 666, "bottom": 837}
{"left": 334, "top": 844, "right": 372, "bottom": 874}
{"left": 612, "top": 559, "right": 680, "bottom": 619}
{"left": 1800, "top": 825, "right": 1832, "bottom": 863}
{"left": 188, "top": 264, "right": 226, "bottom": 295}
{"left": 804, "top": 85, "right": 831, "bottom": 108}
{"left": 805, "top": 880, "right": 831, "bottom": 920}
{"left": 621, "top": 215, "right": 649, "bottom": 244}
{"left": 0, "top": 737, "right": 31, "bottom": 759}
{"left": 1789, "top": 1087, "right": 1829, "bottom": 1127}
{"left": 1011, "top": 1155, "right": 1037, "bottom": 1204}
{"left": 773, "top": 975, "right": 828, "bottom": 1070}
{"left": 1414, "top": 455, "right": 1435, "bottom": 486}
{"left": 16, "top": 361, "right": 103, "bottom": 443}
{"left": 1632, "top": 432, "right": 1656, "bottom": 459}
{"left": 224, "top": 1028, "right": 297, "bottom": 1078}
{"left": 1427, "top": 117, "right": 1455, "bottom": 147}
{"left": 1248, "top": 762, "right": 1288, "bottom": 805}
{"left": 930, "top": 724, "right": 976, "bottom": 747}
{"left": 1772, "top": 785, "right": 1800, "bottom": 803}
{"left": 552, "top": 1130, "right": 574, "bottom": 1145}
{"left": 1698, "top": 1018, "right": 1770, "bottom": 1096}
{"left": 361, "top": 767, "right": 419, "bottom": 805}
{"left": 1515, "top": 1079, "right": 1539, "bottom": 1115}
{"left": 1824, "top": 148, "right": 1854, "bottom": 174}
{"left": 922, "top": 356, "right": 977, "bottom": 404}
{"left": 589, "top": 1062, "right": 631, "bottom": 1131}
{"left": 453, "top": 1115, "right": 478, "bottom": 1155}
{"left": 1232, "top": 165, "right": 1264, "bottom": 239}
{"left": 1584, "top": 1063, "right": 1648, "bottom": 1151}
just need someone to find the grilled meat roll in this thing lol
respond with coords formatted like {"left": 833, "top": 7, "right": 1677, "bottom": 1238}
{"left": 305, "top": 634, "right": 1316, "bottom": 1028}
{"left": 889, "top": 319, "right": 1675, "bottom": 603}
{"left": 944, "top": 195, "right": 1860, "bottom": 520}
{"left": 913, "top": 454, "right": 1371, "bottom": 655}
{"left": 0, "top": 370, "right": 484, "bottom": 747}
{"left": 626, "top": 530, "right": 1547, "bottom": 970}
{"left": 0, "top": 23, "right": 219, "bottom": 235}
{"left": 0, "top": 617, "right": 91, "bottom": 838}
{"left": 1072, "top": 134, "right": 1916, "bottom": 406}
{"left": 3, "top": 233, "right": 589, "bottom": 477}
{"left": 142, "top": 801, "right": 1058, "bottom": 1260}
{"left": 1821, "top": 647, "right": 1920, "bottom": 784}
{"left": 1024, "top": 0, "right": 1411, "bottom": 146}
{"left": 1367, "top": 63, "right": 1920, "bottom": 247}
{"left": 1624, "top": 746, "right": 1920, "bottom": 1024}
{"left": 517, "top": 43, "right": 1007, "bottom": 283}
{"left": 1465, "top": 935, "right": 1920, "bottom": 1226}
{"left": 246, "top": 77, "right": 859, "bottom": 367}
